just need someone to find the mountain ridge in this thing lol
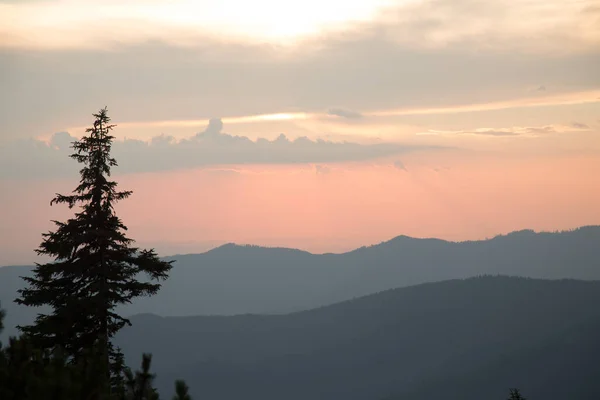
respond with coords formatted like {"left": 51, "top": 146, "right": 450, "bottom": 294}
{"left": 112, "top": 276, "right": 600, "bottom": 400}
{"left": 166, "top": 225, "right": 600, "bottom": 259}
{"left": 2, "top": 225, "right": 597, "bottom": 265}
{"left": 2, "top": 225, "right": 600, "bottom": 340}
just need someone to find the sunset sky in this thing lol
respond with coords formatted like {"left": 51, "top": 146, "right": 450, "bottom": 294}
{"left": 1, "top": 0, "right": 599, "bottom": 265}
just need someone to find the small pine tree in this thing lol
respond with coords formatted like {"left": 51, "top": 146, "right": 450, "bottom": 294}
{"left": 173, "top": 380, "right": 192, "bottom": 400}
{"left": 124, "top": 353, "right": 160, "bottom": 400}
{"left": 15, "top": 107, "right": 173, "bottom": 397}
{"left": 508, "top": 388, "right": 526, "bottom": 400}
{"left": 3, "top": 307, "right": 194, "bottom": 399}
{"left": 0, "top": 305, "right": 5, "bottom": 396}
{"left": 0, "top": 304, "right": 4, "bottom": 333}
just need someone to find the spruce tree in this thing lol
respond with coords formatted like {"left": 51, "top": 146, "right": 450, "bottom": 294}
{"left": 0, "top": 304, "right": 4, "bottom": 392}
{"left": 0, "top": 304, "right": 4, "bottom": 334}
{"left": 508, "top": 388, "right": 526, "bottom": 400}
{"left": 124, "top": 353, "right": 160, "bottom": 400}
{"left": 172, "top": 380, "right": 192, "bottom": 400}
{"left": 15, "top": 107, "right": 173, "bottom": 397}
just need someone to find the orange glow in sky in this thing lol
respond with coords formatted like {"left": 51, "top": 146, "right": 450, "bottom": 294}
{"left": 2, "top": 151, "right": 599, "bottom": 264}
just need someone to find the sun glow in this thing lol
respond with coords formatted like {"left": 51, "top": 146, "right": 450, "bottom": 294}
{"left": 0, "top": 0, "right": 398, "bottom": 49}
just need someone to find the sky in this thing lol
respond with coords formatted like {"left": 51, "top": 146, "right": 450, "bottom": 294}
{"left": 0, "top": 0, "right": 599, "bottom": 265}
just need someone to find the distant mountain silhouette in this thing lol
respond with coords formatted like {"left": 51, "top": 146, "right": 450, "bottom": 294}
{"left": 2, "top": 226, "right": 600, "bottom": 339}
{"left": 113, "top": 276, "right": 600, "bottom": 400}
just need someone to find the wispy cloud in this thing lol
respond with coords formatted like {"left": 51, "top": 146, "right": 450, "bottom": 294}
{"left": 393, "top": 160, "right": 407, "bottom": 171}
{"left": 327, "top": 108, "right": 363, "bottom": 119}
{"left": 417, "top": 123, "right": 591, "bottom": 137}
{"left": 571, "top": 121, "right": 590, "bottom": 129}
{"left": 0, "top": 119, "right": 446, "bottom": 179}
{"left": 529, "top": 85, "right": 547, "bottom": 92}
{"left": 59, "top": 90, "right": 600, "bottom": 136}
{"left": 369, "top": 90, "right": 600, "bottom": 118}
{"left": 1, "top": 1, "right": 599, "bottom": 145}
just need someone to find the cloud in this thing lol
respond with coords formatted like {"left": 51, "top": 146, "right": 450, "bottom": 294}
{"left": 150, "top": 134, "right": 177, "bottom": 147}
{"left": 2, "top": 39, "right": 599, "bottom": 141}
{"left": 1, "top": 0, "right": 597, "bottom": 54}
{"left": 415, "top": 124, "right": 591, "bottom": 137}
{"left": 49, "top": 131, "right": 74, "bottom": 149}
{"left": 570, "top": 122, "right": 590, "bottom": 129}
{"left": 199, "top": 118, "right": 224, "bottom": 136}
{"left": 327, "top": 108, "right": 363, "bottom": 119}
{"left": 466, "top": 130, "right": 520, "bottom": 137}
{"left": 0, "top": 119, "right": 446, "bottom": 179}
{"left": 366, "top": 0, "right": 599, "bottom": 54}
{"left": 314, "top": 165, "right": 331, "bottom": 175}
{"left": 1, "top": 0, "right": 598, "bottom": 142}
{"left": 59, "top": 89, "right": 600, "bottom": 136}
{"left": 393, "top": 160, "right": 407, "bottom": 171}
{"left": 521, "top": 126, "right": 557, "bottom": 135}
{"left": 530, "top": 85, "right": 547, "bottom": 92}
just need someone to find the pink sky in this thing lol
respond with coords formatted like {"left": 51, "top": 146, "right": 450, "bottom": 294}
{"left": 2, "top": 149, "right": 599, "bottom": 265}
{"left": 1, "top": 0, "right": 599, "bottom": 264}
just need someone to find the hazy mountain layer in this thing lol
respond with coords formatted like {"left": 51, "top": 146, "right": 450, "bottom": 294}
{"left": 2, "top": 226, "right": 600, "bottom": 340}
{"left": 115, "top": 276, "right": 600, "bottom": 399}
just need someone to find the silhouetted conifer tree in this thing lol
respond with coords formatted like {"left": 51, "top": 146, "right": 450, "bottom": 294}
{"left": 0, "top": 334, "right": 84, "bottom": 400}
{"left": 0, "top": 305, "right": 5, "bottom": 396}
{"left": 0, "top": 304, "right": 4, "bottom": 334}
{"left": 172, "top": 380, "right": 192, "bottom": 400}
{"left": 123, "top": 353, "right": 160, "bottom": 400}
{"left": 15, "top": 107, "right": 173, "bottom": 398}
{"left": 2, "top": 307, "right": 192, "bottom": 399}
{"left": 508, "top": 388, "right": 526, "bottom": 400}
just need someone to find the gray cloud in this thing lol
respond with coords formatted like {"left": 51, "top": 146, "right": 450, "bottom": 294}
{"left": 200, "top": 118, "right": 224, "bottom": 136}
{"left": 422, "top": 125, "right": 563, "bottom": 137}
{"left": 393, "top": 160, "right": 407, "bottom": 171}
{"left": 365, "top": 0, "right": 598, "bottom": 53}
{"left": 570, "top": 122, "right": 590, "bottom": 129}
{"left": 530, "top": 85, "right": 547, "bottom": 92}
{"left": 0, "top": 119, "right": 446, "bottom": 179}
{"left": 522, "top": 126, "right": 557, "bottom": 135}
{"left": 49, "top": 131, "right": 75, "bottom": 149}
{"left": 467, "top": 126, "right": 559, "bottom": 136}
{"left": 327, "top": 108, "right": 363, "bottom": 119}
{"left": 425, "top": 122, "right": 600, "bottom": 138}
{"left": 2, "top": 7, "right": 599, "bottom": 141}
